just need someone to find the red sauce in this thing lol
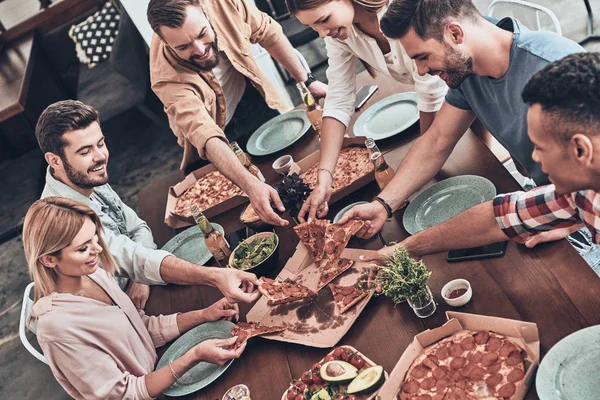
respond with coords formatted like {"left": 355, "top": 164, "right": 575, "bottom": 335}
{"left": 448, "top": 288, "right": 468, "bottom": 299}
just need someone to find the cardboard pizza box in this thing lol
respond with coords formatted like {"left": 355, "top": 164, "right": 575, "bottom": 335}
{"left": 377, "top": 312, "right": 540, "bottom": 400}
{"left": 294, "top": 136, "right": 377, "bottom": 206}
{"left": 246, "top": 242, "right": 376, "bottom": 348}
{"left": 164, "top": 163, "right": 250, "bottom": 229}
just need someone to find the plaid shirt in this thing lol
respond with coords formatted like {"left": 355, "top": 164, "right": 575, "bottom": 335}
{"left": 493, "top": 185, "right": 600, "bottom": 244}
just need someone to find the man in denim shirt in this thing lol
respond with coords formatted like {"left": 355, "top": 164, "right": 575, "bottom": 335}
{"left": 37, "top": 100, "right": 260, "bottom": 308}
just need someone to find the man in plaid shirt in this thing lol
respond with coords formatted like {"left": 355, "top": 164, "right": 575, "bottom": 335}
{"left": 367, "top": 52, "right": 600, "bottom": 260}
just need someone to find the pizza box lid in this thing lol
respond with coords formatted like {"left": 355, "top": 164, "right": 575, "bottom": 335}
{"left": 246, "top": 242, "right": 376, "bottom": 348}
{"left": 164, "top": 163, "right": 249, "bottom": 229}
{"left": 377, "top": 312, "right": 540, "bottom": 400}
{"left": 294, "top": 136, "right": 377, "bottom": 206}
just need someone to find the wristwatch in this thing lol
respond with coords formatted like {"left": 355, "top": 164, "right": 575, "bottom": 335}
{"left": 304, "top": 72, "right": 316, "bottom": 87}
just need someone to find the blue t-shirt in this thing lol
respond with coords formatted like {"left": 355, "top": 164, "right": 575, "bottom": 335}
{"left": 445, "top": 18, "right": 585, "bottom": 185}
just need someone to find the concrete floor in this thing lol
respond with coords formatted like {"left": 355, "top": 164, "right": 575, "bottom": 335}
{"left": 0, "top": 0, "right": 599, "bottom": 398}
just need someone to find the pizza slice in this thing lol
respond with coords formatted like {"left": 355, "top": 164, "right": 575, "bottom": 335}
{"left": 328, "top": 283, "right": 369, "bottom": 313}
{"left": 322, "top": 219, "right": 365, "bottom": 263}
{"left": 317, "top": 258, "right": 355, "bottom": 290}
{"left": 258, "top": 277, "right": 317, "bottom": 306}
{"left": 293, "top": 220, "right": 331, "bottom": 263}
{"left": 231, "top": 321, "right": 287, "bottom": 349}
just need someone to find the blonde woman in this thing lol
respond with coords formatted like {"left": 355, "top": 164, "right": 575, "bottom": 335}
{"left": 287, "top": 0, "right": 448, "bottom": 221}
{"left": 25, "top": 197, "right": 245, "bottom": 400}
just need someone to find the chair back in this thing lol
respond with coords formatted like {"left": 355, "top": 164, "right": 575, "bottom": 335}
{"left": 488, "top": 0, "right": 562, "bottom": 35}
{"left": 256, "top": 0, "right": 290, "bottom": 20}
{"left": 19, "top": 282, "right": 48, "bottom": 364}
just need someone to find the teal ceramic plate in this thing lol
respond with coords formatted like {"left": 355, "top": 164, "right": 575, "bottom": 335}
{"left": 536, "top": 325, "right": 600, "bottom": 400}
{"left": 333, "top": 201, "right": 370, "bottom": 223}
{"left": 403, "top": 175, "right": 496, "bottom": 235}
{"left": 353, "top": 92, "right": 419, "bottom": 140}
{"left": 156, "top": 320, "right": 235, "bottom": 396}
{"left": 161, "top": 223, "right": 224, "bottom": 264}
{"left": 247, "top": 110, "right": 311, "bottom": 156}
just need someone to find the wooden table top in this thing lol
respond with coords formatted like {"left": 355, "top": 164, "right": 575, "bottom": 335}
{"left": 0, "top": 33, "right": 35, "bottom": 122}
{"left": 140, "top": 71, "right": 600, "bottom": 400}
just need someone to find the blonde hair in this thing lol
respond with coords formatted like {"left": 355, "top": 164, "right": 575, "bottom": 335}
{"left": 286, "top": 0, "right": 387, "bottom": 14}
{"left": 22, "top": 197, "right": 117, "bottom": 302}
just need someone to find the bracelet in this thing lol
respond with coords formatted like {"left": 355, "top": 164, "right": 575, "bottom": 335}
{"left": 373, "top": 196, "right": 393, "bottom": 219}
{"left": 318, "top": 168, "right": 335, "bottom": 188}
{"left": 169, "top": 362, "right": 182, "bottom": 382}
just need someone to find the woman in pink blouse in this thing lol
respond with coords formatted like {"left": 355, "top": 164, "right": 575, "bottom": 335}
{"left": 24, "top": 197, "right": 246, "bottom": 399}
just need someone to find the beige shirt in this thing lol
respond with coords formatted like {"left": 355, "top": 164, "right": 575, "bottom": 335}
{"left": 150, "top": 0, "right": 290, "bottom": 171}
{"left": 31, "top": 268, "right": 180, "bottom": 400}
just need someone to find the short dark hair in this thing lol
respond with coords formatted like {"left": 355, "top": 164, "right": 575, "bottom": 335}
{"left": 35, "top": 100, "right": 99, "bottom": 156}
{"left": 380, "top": 0, "right": 480, "bottom": 41}
{"left": 147, "top": 0, "right": 201, "bottom": 36}
{"left": 522, "top": 52, "right": 600, "bottom": 143}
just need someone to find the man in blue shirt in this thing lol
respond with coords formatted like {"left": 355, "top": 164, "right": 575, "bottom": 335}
{"left": 339, "top": 0, "right": 585, "bottom": 239}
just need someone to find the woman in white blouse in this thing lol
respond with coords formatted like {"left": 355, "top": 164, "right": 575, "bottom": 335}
{"left": 25, "top": 197, "right": 246, "bottom": 400}
{"left": 287, "top": 0, "right": 448, "bottom": 221}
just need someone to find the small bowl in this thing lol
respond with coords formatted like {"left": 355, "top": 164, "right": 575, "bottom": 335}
{"left": 441, "top": 279, "right": 472, "bottom": 307}
{"left": 228, "top": 232, "right": 279, "bottom": 278}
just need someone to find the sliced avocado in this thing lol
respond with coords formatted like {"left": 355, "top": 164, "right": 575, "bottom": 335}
{"left": 346, "top": 365, "right": 385, "bottom": 394}
{"left": 320, "top": 360, "right": 358, "bottom": 383}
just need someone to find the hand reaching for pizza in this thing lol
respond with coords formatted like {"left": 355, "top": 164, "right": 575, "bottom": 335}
{"left": 191, "top": 337, "right": 246, "bottom": 366}
{"left": 246, "top": 181, "right": 289, "bottom": 227}
{"left": 201, "top": 298, "right": 239, "bottom": 323}
{"left": 297, "top": 180, "right": 332, "bottom": 223}
{"left": 213, "top": 268, "right": 261, "bottom": 304}
{"left": 337, "top": 201, "right": 388, "bottom": 239}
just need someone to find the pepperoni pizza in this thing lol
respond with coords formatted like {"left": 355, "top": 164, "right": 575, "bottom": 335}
{"left": 231, "top": 321, "right": 287, "bottom": 350}
{"left": 258, "top": 277, "right": 317, "bottom": 306}
{"left": 398, "top": 331, "right": 527, "bottom": 400}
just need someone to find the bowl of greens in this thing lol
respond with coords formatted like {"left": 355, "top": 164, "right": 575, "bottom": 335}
{"left": 228, "top": 232, "right": 279, "bottom": 277}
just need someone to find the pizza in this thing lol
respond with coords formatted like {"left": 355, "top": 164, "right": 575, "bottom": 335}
{"left": 329, "top": 283, "right": 369, "bottom": 313}
{"left": 300, "top": 147, "right": 373, "bottom": 191}
{"left": 174, "top": 171, "right": 245, "bottom": 218}
{"left": 293, "top": 219, "right": 329, "bottom": 263}
{"left": 258, "top": 277, "right": 317, "bottom": 306}
{"left": 322, "top": 218, "right": 365, "bottom": 262}
{"left": 398, "top": 330, "right": 527, "bottom": 400}
{"left": 231, "top": 321, "right": 287, "bottom": 350}
{"left": 318, "top": 258, "right": 355, "bottom": 290}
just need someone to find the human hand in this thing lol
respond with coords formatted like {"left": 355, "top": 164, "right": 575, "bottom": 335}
{"left": 192, "top": 337, "right": 246, "bottom": 366}
{"left": 201, "top": 298, "right": 239, "bottom": 323}
{"left": 307, "top": 80, "right": 328, "bottom": 101}
{"left": 126, "top": 281, "right": 150, "bottom": 310}
{"left": 297, "top": 180, "right": 332, "bottom": 223}
{"left": 246, "top": 181, "right": 288, "bottom": 227}
{"left": 338, "top": 201, "right": 388, "bottom": 239}
{"left": 213, "top": 268, "right": 261, "bottom": 304}
{"left": 524, "top": 226, "right": 581, "bottom": 248}
{"left": 360, "top": 245, "right": 398, "bottom": 293}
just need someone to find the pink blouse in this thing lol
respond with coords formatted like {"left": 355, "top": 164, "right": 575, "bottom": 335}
{"left": 30, "top": 268, "right": 180, "bottom": 399}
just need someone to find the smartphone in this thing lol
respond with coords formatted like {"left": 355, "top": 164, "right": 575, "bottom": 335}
{"left": 354, "top": 85, "right": 378, "bottom": 110}
{"left": 446, "top": 241, "right": 508, "bottom": 263}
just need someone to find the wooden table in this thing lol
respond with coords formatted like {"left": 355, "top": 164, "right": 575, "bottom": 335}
{"left": 139, "top": 72, "right": 600, "bottom": 400}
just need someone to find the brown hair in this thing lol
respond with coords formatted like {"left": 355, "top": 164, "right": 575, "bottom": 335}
{"left": 35, "top": 100, "right": 99, "bottom": 158}
{"left": 23, "top": 197, "right": 117, "bottom": 303}
{"left": 147, "top": 0, "right": 201, "bottom": 36}
{"left": 380, "top": 0, "right": 480, "bottom": 41}
{"left": 286, "top": 0, "right": 387, "bottom": 14}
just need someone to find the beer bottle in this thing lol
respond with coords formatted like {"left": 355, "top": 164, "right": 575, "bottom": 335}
{"left": 191, "top": 206, "right": 231, "bottom": 266}
{"left": 365, "top": 138, "right": 395, "bottom": 189}
{"left": 230, "top": 141, "right": 265, "bottom": 182}
{"left": 296, "top": 82, "right": 322, "bottom": 139}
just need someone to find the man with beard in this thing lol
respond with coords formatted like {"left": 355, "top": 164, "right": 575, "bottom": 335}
{"left": 338, "top": 0, "right": 585, "bottom": 239}
{"left": 147, "top": 0, "right": 327, "bottom": 228}
{"left": 38, "top": 100, "right": 263, "bottom": 308}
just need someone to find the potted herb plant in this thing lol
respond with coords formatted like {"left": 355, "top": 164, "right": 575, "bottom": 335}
{"left": 371, "top": 246, "right": 436, "bottom": 318}
{"left": 273, "top": 173, "right": 312, "bottom": 223}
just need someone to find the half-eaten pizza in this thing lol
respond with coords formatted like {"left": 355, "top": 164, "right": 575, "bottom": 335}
{"left": 231, "top": 321, "right": 287, "bottom": 350}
